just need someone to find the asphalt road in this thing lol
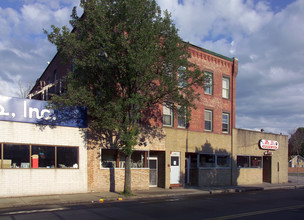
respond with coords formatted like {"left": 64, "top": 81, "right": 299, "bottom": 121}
{"left": 0, "top": 189, "right": 304, "bottom": 220}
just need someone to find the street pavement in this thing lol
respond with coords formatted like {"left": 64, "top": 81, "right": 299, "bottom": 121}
{"left": 0, "top": 175, "right": 304, "bottom": 210}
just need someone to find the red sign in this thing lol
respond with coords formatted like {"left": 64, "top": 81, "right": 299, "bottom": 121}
{"left": 259, "top": 139, "right": 279, "bottom": 150}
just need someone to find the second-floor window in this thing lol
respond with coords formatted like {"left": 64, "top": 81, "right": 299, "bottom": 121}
{"left": 178, "top": 105, "right": 186, "bottom": 128}
{"left": 222, "top": 113, "right": 230, "bottom": 133}
{"left": 163, "top": 103, "right": 173, "bottom": 127}
{"left": 205, "top": 110, "right": 213, "bottom": 131}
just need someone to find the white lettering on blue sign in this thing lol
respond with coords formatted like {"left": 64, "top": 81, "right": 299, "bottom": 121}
{"left": 0, "top": 95, "right": 86, "bottom": 128}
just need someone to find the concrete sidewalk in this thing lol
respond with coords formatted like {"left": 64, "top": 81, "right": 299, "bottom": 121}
{"left": 1, "top": 177, "right": 304, "bottom": 210}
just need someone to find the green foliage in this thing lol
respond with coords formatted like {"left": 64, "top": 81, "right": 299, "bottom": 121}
{"left": 45, "top": 0, "right": 204, "bottom": 192}
{"left": 289, "top": 127, "right": 304, "bottom": 156}
{"left": 46, "top": 0, "right": 203, "bottom": 146}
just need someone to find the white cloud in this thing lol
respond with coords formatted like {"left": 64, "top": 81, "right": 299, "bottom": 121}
{"left": 157, "top": 0, "right": 303, "bottom": 135}
{"left": 0, "top": 0, "right": 80, "bottom": 98}
{"left": 0, "top": 0, "right": 303, "bottom": 135}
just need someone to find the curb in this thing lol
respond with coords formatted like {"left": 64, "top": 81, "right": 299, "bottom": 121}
{"left": 1, "top": 185, "right": 304, "bottom": 210}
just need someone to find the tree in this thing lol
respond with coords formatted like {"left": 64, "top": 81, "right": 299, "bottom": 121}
{"left": 45, "top": 0, "right": 204, "bottom": 194}
{"left": 289, "top": 127, "right": 304, "bottom": 157}
{"left": 17, "top": 80, "right": 34, "bottom": 98}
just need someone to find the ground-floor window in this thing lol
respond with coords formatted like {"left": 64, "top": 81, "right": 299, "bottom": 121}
{"left": 0, "top": 143, "right": 79, "bottom": 169}
{"left": 200, "top": 154, "right": 215, "bottom": 167}
{"left": 217, "top": 155, "right": 230, "bottom": 168}
{"left": 32, "top": 145, "right": 55, "bottom": 168}
{"left": 199, "top": 154, "right": 230, "bottom": 168}
{"left": 100, "top": 149, "right": 148, "bottom": 169}
{"left": 237, "top": 155, "right": 262, "bottom": 168}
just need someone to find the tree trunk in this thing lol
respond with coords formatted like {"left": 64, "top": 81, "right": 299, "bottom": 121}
{"left": 124, "top": 153, "right": 132, "bottom": 194}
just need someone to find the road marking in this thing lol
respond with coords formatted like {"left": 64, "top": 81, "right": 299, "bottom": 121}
{"left": 165, "top": 198, "right": 180, "bottom": 202}
{"left": 4, "top": 207, "right": 68, "bottom": 215}
{"left": 206, "top": 204, "right": 304, "bottom": 220}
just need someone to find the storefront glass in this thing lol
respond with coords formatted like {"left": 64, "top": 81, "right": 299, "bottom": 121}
{"left": 3, "top": 144, "right": 30, "bottom": 168}
{"left": 0, "top": 144, "right": 79, "bottom": 169}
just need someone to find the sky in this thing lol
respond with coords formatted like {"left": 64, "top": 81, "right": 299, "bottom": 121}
{"left": 0, "top": 0, "right": 303, "bottom": 135}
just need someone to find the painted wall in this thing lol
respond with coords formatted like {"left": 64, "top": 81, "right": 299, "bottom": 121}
{"left": 232, "top": 128, "right": 288, "bottom": 185}
{"left": 163, "top": 128, "right": 232, "bottom": 188}
{"left": 0, "top": 121, "right": 87, "bottom": 197}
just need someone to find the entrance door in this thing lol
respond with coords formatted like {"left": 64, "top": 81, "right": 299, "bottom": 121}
{"left": 185, "top": 157, "right": 190, "bottom": 184}
{"left": 170, "top": 152, "right": 180, "bottom": 184}
{"left": 149, "top": 157, "right": 158, "bottom": 187}
{"left": 263, "top": 156, "right": 272, "bottom": 183}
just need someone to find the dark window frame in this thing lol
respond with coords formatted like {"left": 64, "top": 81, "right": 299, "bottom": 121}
{"left": 0, "top": 143, "right": 79, "bottom": 169}
{"left": 100, "top": 149, "right": 148, "bottom": 169}
{"left": 237, "top": 155, "right": 263, "bottom": 168}
{"left": 199, "top": 153, "right": 231, "bottom": 169}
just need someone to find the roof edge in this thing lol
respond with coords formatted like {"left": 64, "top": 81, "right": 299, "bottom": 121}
{"left": 187, "top": 42, "right": 234, "bottom": 62}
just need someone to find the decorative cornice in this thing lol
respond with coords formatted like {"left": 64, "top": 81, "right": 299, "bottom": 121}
{"left": 188, "top": 47, "right": 233, "bottom": 68}
{"left": 188, "top": 43, "right": 234, "bottom": 61}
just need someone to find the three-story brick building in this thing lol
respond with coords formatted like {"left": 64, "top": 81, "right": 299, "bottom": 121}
{"left": 29, "top": 43, "right": 288, "bottom": 192}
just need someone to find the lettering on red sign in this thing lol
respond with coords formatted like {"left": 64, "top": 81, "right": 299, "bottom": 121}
{"left": 259, "top": 139, "right": 279, "bottom": 150}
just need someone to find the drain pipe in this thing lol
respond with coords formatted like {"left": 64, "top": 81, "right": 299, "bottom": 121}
{"left": 231, "top": 57, "right": 238, "bottom": 186}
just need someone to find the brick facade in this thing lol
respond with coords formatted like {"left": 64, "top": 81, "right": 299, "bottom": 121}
{"left": 30, "top": 44, "right": 240, "bottom": 190}
{"left": 28, "top": 43, "right": 289, "bottom": 192}
{"left": 87, "top": 140, "right": 149, "bottom": 192}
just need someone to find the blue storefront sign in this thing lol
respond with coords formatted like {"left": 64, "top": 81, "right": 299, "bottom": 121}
{"left": 0, "top": 95, "right": 87, "bottom": 128}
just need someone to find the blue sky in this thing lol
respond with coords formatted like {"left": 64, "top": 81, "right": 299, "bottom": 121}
{"left": 0, "top": 0, "right": 303, "bottom": 135}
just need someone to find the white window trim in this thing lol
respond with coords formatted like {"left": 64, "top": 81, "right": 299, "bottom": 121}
{"left": 204, "top": 109, "right": 213, "bottom": 131}
{"left": 177, "top": 66, "right": 187, "bottom": 88}
{"left": 222, "top": 113, "right": 230, "bottom": 134}
{"left": 204, "top": 72, "right": 213, "bottom": 95}
{"left": 177, "top": 105, "right": 186, "bottom": 128}
{"left": 163, "top": 103, "right": 173, "bottom": 127}
{"left": 222, "top": 77, "right": 230, "bottom": 99}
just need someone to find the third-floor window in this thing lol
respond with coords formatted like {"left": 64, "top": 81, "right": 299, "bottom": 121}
{"left": 204, "top": 72, "right": 213, "bottom": 95}
{"left": 222, "top": 77, "right": 230, "bottom": 99}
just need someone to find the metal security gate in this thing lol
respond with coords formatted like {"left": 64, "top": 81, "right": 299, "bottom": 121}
{"left": 149, "top": 157, "right": 158, "bottom": 187}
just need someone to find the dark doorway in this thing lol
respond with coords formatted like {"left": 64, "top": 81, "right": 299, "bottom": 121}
{"left": 185, "top": 153, "right": 198, "bottom": 186}
{"left": 263, "top": 156, "right": 272, "bottom": 183}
